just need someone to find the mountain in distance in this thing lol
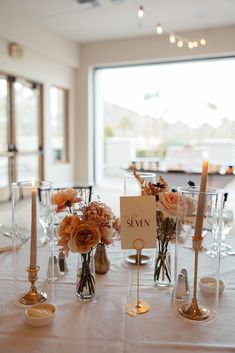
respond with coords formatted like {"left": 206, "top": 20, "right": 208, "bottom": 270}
{"left": 104, "top": 100, "right": 235, "bottom": 144}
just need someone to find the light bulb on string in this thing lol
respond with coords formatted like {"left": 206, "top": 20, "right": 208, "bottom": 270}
{"left": 193, "top": 41, "right": 198, "bottom": 48}
{"left": 188, "top": 41, "right": 194, "bottom": 49}
{"left": 156, "top": 23, "right": 163, "bottom": 35}
{"left": 200, "top": 38, "right": 206, "bottom": 46}
{"left": 138, "top": 5, "right": 144, "bottom": 18}
{"left": 169, "top": 34, "right": 176, "bottom": 44}
{"left": 177, "top": 40, "right": 184, "bottom": 48}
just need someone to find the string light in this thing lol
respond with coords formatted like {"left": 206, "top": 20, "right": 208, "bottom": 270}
{"left": 138, "top": 5, "right": 144, "bottom": 18}
{"left": 200, "top": 38, "right": 206, "bottom": 46}
{"left": 167, "top": 30, "right": 206, "bottom": 50}
{"left": 169, "top": 34, "right": 176, "bottom": 44}
{"left": 156, "top": 23, "right": 163, "bottom": 35}
{"left": 177, "top": 40, "right": 184, "bottom": 48}
{"left": 136, "top": 5, "right": 207, "bottom": 50}
{"left": 188, "top": 41, "right": 194, "bottom": 49}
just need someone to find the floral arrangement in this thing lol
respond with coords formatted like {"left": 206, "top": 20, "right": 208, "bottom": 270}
{"left": 133, "top": 169, "right": 193, "bottom": 285}
{"left": 56, "top": 200, "right": 120, "bottom": 253}
{"left": 52, "top": 188, "right": 120, "bottom": 299}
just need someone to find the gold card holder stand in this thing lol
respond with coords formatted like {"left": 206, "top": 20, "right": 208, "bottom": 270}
{"left": 126, "top": 249, "right": 151, "bottom": 265}
{"left": 125, "top": 239, "right": 150, "bottom": 316}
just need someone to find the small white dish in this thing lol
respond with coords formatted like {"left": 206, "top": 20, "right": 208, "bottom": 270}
{"left": 25, "top": 303, "right": 56, "bottom": 327}
{"left": 199, "top": 276, "right": 225, "bottom": 295}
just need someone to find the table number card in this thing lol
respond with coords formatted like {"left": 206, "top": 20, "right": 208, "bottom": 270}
{"left": 120, "top": 196, "right": 156, "bottom": 249}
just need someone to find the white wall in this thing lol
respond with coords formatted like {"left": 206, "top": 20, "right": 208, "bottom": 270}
{"left": 0, "top": 3, "right": 79, "bottom": 68}
{"left": 76, "top": 25, "right": 235, "bottom": 185}
{"left": 0, "top": 4, "right": 80, "bottom": 186}
{"left": 1, "top": 4, "right": 235, "bottom": 188}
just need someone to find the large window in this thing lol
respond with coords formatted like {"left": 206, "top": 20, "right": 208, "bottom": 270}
{"left": 94, "top": 57, "right": 235, "bottom": 180}
{"left": 0, "top": 74, "right": 43, "bottom": 201}
{"left": 50, "top": 86, "right": 69, "bottom": 163}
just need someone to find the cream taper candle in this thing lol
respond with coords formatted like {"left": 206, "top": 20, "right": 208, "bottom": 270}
{"left": 30, "top": 181, "right": 37, "bottom": 268}
{"left": 194, "top": 152, "right": 208, "bottom": 240}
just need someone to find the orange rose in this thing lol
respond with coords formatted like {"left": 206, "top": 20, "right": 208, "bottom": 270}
{"left": 52, "top": 188, "right": 79, "bottom": 205}
{"left": 68, "top": 221, "right": 101, "bottom": 254}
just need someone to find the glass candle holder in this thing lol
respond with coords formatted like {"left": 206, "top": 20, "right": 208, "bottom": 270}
{"left": 12, "top": 181, "right": 54, "bottom": 306}
{"left": 124, "top": 172, "right": 156, "bottom": 196}
{"left": 173, "top": 186, "right": 224, "bottom": 323}
{"left": 123, "top": 172, "right": 156, "bottom": 265}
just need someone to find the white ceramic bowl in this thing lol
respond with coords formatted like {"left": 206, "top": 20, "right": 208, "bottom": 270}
{"left": 199, "top": 276, "right": 225, "bottom": 295}
{"left": 25, "top": 303, "right": 56, "bottom": 327}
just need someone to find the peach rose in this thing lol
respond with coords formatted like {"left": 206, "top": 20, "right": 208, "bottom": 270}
{"left": 58, "top": 214, "right": 81, "bottom": 251}
{"left": 68, "top": 221, "right": 101, "bottom": 254}
{"left": 84, "top": 201, "right": 115, "bottom": 227}
{"left": 157, "top": 192, "right": 187, "bottom": 218}
{"left": 100, "top": 227, "right": 114, "bottom": 245}
{"left": 52, "top": 188, "right": 82, "bottom": 212}
{"left": 53, "top": 188, "right": 78, "bottom": 204}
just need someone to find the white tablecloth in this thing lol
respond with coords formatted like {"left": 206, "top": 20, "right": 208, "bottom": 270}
{"left": 0, "top": 239, "right": 235, "bottom": 353}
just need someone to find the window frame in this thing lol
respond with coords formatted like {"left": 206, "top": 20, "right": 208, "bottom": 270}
{"left": 50, "top": 85, "right": 69, "bottom": 164}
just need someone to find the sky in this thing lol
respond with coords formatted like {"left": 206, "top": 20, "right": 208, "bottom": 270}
{"left": 99, "top": 58, "right": 235, "bottom": 128}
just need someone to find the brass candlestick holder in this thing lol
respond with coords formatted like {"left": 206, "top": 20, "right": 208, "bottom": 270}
{"left": 125, "top": 239, "right": 150, "bottom": 316}
{"left": 19, "top": 266, "right": 47, "bottom": 305}
{"left": 179, "top": 237, "right": 209, "bottom": 321}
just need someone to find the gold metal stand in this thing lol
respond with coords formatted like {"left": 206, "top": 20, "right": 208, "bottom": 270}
{"left": 125, "top": 239, "right": 150, "bottom": 316}
{"left": 126, "top": 249, "right": 151, "bottom": 265}
{"left": 19, "top": 266, "right": 47, "bottom": 305}
{"left": 179, "top": 237, "right": 209, "bottom": 321}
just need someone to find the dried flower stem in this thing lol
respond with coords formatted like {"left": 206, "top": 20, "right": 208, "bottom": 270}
{"left": 76, "top": 251, "right": 95, "bottom": 298}
{"left": 154, "top": 214, "right": 176, "bottom": 283}
{"left": 154, "top": 239, "right": 171, "bottom": 282}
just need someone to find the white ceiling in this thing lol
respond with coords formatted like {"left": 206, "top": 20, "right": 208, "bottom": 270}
{"left": 1, "top": 0, "right": 235, "bottom": 43}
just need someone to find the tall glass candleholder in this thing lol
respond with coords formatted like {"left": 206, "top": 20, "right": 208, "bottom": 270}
{"left": 12, "top": 181, "right": 54, "bottom": 306}
{"left": 123, "top": 172, "right": 156, "bottom": 265}
{"left": 173, "top": 186, "right": 223, "bottom": 323}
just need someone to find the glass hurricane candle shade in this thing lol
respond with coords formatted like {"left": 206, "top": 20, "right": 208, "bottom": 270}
{"left": 123, "top": 172, "right": 156, "bottom": 265}
{"left": 124, "top": 172, "right": 156, "bottom": 196}
{"left": 12, "top": 181, "right": 54, "bottom": 306}
{"left": 173, "top": 187, "right": 224, "bottom": 323}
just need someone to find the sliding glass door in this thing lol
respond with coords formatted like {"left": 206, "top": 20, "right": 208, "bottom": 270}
{"left": 0, "top": 76, "right": 9, "bottom": 200}
{"left": 0, "top": 74, "right": 43, "bottom": 201}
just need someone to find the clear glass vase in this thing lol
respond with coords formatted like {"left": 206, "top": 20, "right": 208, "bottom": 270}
{"left": 76, "top": 249, "right": 95, "bottom": 301}
{"left": 154, "top": 240, "right": 171, "bottom": 287}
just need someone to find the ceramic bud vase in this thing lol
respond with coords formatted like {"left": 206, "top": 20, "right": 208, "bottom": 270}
{"left": 94, "top": 243, "right": 110, "bottom": 274}
{"left": 76, "top": 249, "right": 95, "bottom": 301}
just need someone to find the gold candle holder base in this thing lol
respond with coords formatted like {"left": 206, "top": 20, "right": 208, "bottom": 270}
{"left": 125, "top": 300, "right": 150, "bottom": 316}
{"left": 19, "top": 266, "right": 47, "bottom": 305}
{"left": 179, "top": 298, "right": 209, "bottom": 321}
